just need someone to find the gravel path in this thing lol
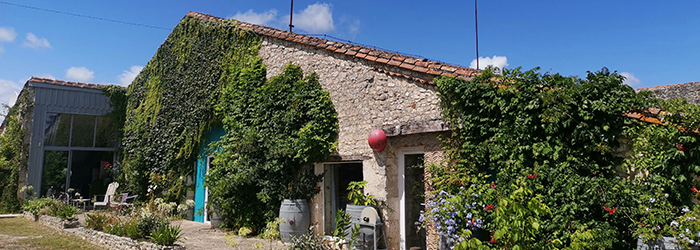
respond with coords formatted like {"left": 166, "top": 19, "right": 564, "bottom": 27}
{"left": 172, "top": 220, "right": 288, "bottom": 250}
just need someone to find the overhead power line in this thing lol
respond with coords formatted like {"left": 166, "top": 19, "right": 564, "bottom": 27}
{"left": 0, "top": 1, "right": 170, "bottom": 30}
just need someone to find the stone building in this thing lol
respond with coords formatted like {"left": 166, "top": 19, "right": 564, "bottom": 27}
{"left": 184, "top": 11, "right": 477, "bottom": 249}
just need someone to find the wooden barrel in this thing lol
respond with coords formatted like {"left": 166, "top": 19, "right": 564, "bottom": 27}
{"left": 279, "top": 199, "right": 310, "bottom": 243}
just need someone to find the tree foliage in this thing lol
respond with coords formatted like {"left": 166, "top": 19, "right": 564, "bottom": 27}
{"left": 119, "top": 16, "right": 262, "bottom": 200}
{"left": 431, "top": 67, "right": 700, "bottom": 249}
{"left": 206, "top": 58, "right": 338, "bottom": 230}
{"left": 0, "top": 89, "right": 34, "bottom": 213}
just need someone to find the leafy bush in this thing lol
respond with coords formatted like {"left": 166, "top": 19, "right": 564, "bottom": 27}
{"left": 137, "top": 208, "right": 170, "bottom": 238}
{"left": 86, "top": 213, "right": 111, "bottom": 231}
{"left": 148, "top": 225, "right": 183, "bottom": 246}
{"left": 433, "top": 67, "right": 700, "bottom": 249}
{"left": 287, "top": 229, "right": 331, "bottom": 250}
{"left": 207, "top": 59, "right": 337, "bottom": 230}
{"left": 22, "top": 198, "right": 58, "bottom": 216}
{"left": 346, "top": 181, "right": 376, "bottom": 206}
{"left": 260, "top": 217, "right": 285, "bottom": 240}
{"left": 58, "top": 204, "right": 78, "bottom": 221}
{"left": 105, "top": 220, "right": 126, "bottom": 236}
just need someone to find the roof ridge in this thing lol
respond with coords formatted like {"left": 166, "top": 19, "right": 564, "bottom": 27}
{"left": 636, "top": 81, "right": 700, "bottom": 91}
{"left": 185, "top": 11, "right": 478, "bottom": 83}
{"left": 28, "top": 76, "right": 104, "bottom": 90}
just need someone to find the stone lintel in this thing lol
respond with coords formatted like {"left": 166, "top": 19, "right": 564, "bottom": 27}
{"left": 382, "top": 119, "right": 449, "bottom": 137}
{"left": 324, "top": 155, "right": 370, "bottom": 162}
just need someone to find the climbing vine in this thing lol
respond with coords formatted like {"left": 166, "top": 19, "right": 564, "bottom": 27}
{"left": 206, "top": 58, "right": 338, "bottom": 230}
{"left": 430, "top": 67, "right": 700, "bottom": 249}
{"left": 0, "top": 88, "right": 34, "bottom": 213}
{"left": 119, "top": 16, "right": 262, "bottom": 200}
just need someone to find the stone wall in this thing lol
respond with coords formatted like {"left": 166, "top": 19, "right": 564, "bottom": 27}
{"left": 22, "top": 212, "right": 184, "bottom": 250}
{"left": 638, "top": 82, "right": 700, "bottom": 104}
{"left": 259, "top": 36, "right": 445, "bottom": 249}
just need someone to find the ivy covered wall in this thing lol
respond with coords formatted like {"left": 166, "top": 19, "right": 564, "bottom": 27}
{"left": 120, "top": 16, "right": 262, "bottom": 200}
{"left": 0, "top": 87, "right": 34, "bottom": 213}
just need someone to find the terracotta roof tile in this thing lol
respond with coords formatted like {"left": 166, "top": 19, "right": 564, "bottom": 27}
{"left": 388, "top": 60, "right": 402, "bottom": 66}
{"left": 185, "top": 11, "right": 478, "bottom": 84}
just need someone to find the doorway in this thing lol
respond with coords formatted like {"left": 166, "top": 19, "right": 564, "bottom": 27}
{"left": 323, "top": 162, "right": 363, "bottom": 235}
{"left": 399, "top": 150, "right": 426, "bottom": 250}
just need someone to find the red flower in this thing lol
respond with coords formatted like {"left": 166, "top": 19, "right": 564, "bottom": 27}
{"left": 677, "top": 144, "right": 688, "bottom": 152}
{"left": 104, "top": 162, "right": 110, "bottom": 168}
{"left": 528, "top": 174, "right": 538, "bottom": 179}
{"left": 692, "top": 186, "right": 698, "bottom": 193}
{"left": 490, "top": 184, "right": 496, "bottom": 188}
{"left": 604, "top": 206, "right": 616, "bottom": 214}
{"left": 486, "top": 204, "right": 494, "bottom": 211}
{"left": 490, "top": 235, "right": 495, "bottom": 243}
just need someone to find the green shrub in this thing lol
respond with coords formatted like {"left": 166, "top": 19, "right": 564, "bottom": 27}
{"left": 287, "top": 229, "right": 331, "bottom": 250}
{"left": 137, "top": 210, "right": 169, "bottom": 238}
{"left": 148, "top": 225, "right": 183, "bottom": 246}
{"left": 22, "top": 198, "right": 57, "bottom": 216}
{"left": 85, "top": 213, "right": 111, "bottom": 231}
{"left": 124, "top": 218, "right": 142, "bottom": 240}
{"left": 105, "top": 221, "right": 126, "bottom": 236}
{"left": 58, "top": 204, "right": 78, "bottom": 220}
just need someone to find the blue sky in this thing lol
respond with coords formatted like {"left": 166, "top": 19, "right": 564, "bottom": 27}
{"left": 1, "top": 0, "right": 699, "bottom": 111}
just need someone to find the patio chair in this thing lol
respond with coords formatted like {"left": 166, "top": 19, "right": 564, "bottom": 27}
{"left": 93, "top": 182, "right": 119, "bottom": 210}
{"left": 110, "top": 193, "right": 138, "bottom": 212}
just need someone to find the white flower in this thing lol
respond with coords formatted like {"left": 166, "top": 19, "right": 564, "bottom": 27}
{"left": 683, "top": 207, "right": 690, "bottom": 213}
{"left": 671, "top": 221, "right": 680, "bottom": 227}
{"left": 649, "top": 198, "right": 656, "bottom": 203}
{"left": 186, "top": 199, "right": 195, "bottom": 208}
{"left": 663, "top": 193, "right": 669, "bottom": 198}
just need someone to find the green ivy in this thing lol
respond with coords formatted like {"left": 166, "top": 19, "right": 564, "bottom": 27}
{"left": 206, "top": 58, "right": 338, "bottom": 230}
{"left": 433, "top": 67, "right": 700, "bottom": 249}
{"left": 0, "top": 89, "right": 34, "bottom": 213}
{"left": 119, "top": 16, "right": 262, "bottom": 200}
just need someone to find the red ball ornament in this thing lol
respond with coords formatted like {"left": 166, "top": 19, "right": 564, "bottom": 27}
{"left": 368, "top": 129, "right": 387, "bottom": 152}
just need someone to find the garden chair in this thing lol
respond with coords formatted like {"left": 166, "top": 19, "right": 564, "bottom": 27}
{"left": 110, "top": 193, "right": 138, "bottom": 213}
{"left": 93, "top": 182, "right": 119, "bottom": 210}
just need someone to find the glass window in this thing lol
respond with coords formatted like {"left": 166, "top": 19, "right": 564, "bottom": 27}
{"left": 95, "top": 116, "right": 117, "bottom": 148}
{"left": 42, "top": 151, "right": 68, "bottom": 197}
{"left": 71, "top": 115, "right": 95, "bottom": 147}
{"left": 44, "top": 113, "right": 71, "bottom": 146}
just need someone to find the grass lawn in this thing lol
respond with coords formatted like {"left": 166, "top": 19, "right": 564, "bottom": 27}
{"left": 0, "top": 217, "right": 105, "bottom": 250}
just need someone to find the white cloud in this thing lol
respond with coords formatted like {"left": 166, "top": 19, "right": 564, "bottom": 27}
{"left": 620, "top": 72, "right": 641, "bottom": 87}
{"left": 0, "top": 79, "right": 22, "bottom": 109}
{"left": 0, "top": 27, "right": 17, "bottom": 54}
{"left": 230, "top": 9, "right": 278, "bottom": 26}
{"left": 117, "top": 65, "right": 144, "bottom": 86}
{"left": 65, "top": 67, "right": 94, "bottom": 82}
{"left": 469, "top": 55, "right": 509, "bottom": 70}
{"left": 344, "top": 18, "right": 361, "bottom": 39}
{"left": 22, "top": 33, "right": 51, "bottom": 50}
{"left": 0, "top": 27, "right": 17, "bottom": 42}
{"left": 285, "top": 3, "right": 335, "bottom": 33}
